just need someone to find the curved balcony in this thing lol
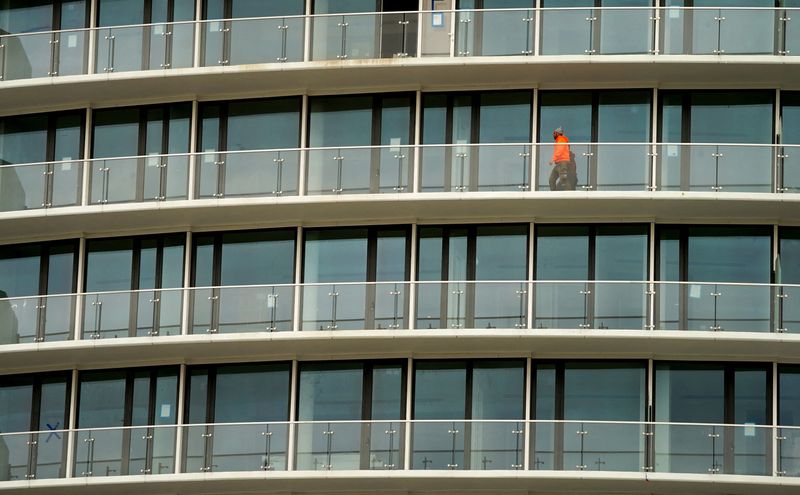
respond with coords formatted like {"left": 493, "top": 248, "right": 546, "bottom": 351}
{"left": 1, "top": 420, "right": 799, "bottom": 492}
{"left": 1, "top": 8, "right": 800, "bottom": 112}
{"left": 0, "top": 143, "right": 797, "bottom": 221}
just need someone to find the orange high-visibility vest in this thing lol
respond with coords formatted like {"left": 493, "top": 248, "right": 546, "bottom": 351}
{"left": 552, "top": 135, "right": 571, "bottom": 163}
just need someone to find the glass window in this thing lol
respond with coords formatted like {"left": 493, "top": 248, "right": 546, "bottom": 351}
{"left": 0, "top": 243, "right": 41, "bottom": 298}
{"left": 299, "top": 363, "right": 364, "bottom": 421}
{"left": 214, "top": 364, "right": 290, "bottom": 422}
{"left": 219, "top": 230, "right": 295, "bottom": 286}
{"left": 0, "top": 379, "right": 33, "bottom": 432}
{"left": 472, "top": 361, "right": 525, "bottom": 420}
{"left": 535, "top": 226, "right": 589, "bottom": 280}
{"left": 78, "top": 371, "right": 127, "bottom": 428}
{"left": 304, "top": 229, "right": 368, "bottom": 283}
{"left": 204, "top": 0, "right": 304, "bottom": 18}
{"left": 686, "top": 227, "right": 771, "bottom": 283}
{"left": 563, "top": 362, "right": 645, "bottom": 421}
{"left": 414, "top": 361, "right": 466, "bottom": 419}
{"left": 780, "top": 366, "right": 800, "bottom": 426}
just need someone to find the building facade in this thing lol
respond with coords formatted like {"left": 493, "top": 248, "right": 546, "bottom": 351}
{"left": 1, "top": 1, "right": 800, "bottom": 495}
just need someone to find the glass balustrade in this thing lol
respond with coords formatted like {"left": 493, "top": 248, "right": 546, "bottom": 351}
{"left": 184, "top": 423, "right": 289, "bottom": 473}
{"left": 295, "top": 421, "right": 403, "bottom": 470}
{"left": 96, "top": 23, "right": 194, "bottom": 74}
{"left": 191, "top": 285, "right": 294, "bottom": 334}
{"left": 661, "top": 8, "right": 777, "bottom": 56}
{"left": 420, "top": 144, "right": 532, "bottom": 192}
{"left": 82, "top": 289, "right": 183, "bottom": 339}
{"left": 656, "top": 282, "right": 772, "bottom": 333}
{"left": 201, "top": 17, "right": 304, "bottom": 66}
{"left": 532, "top": 282, "right": 648, "bottom": 330}
{"left": 312, "top": 12, "right": 417, "bottom": 61}
{"left": 536, "top": 143, "right": 651, "bottom": 192}
{"left": 411, "top": 420, "right": 524, "bottom": 470}
{"left": 779, "top": 427, "right": 800, "bottom": 476}
{"left": 653, "top": 423, "right": 770, "bottom": 475}
{"left": 456, "top": 9, "right": 535, "bottom": 57}
{"left": 780, "top": 145, "right": 800, "bottom": 192}
{"left": 0, "top": 160, "right": 83, "bottom": 212}
{"left": 197, "top": 150, "right": 300, "bottom": 198}
{"left": 89, "top": 154, "right": 189, "bottom": 204}
{"left": 306, "top": 146, "right": 412, "bottom": 195}
{"left": 301, "top": 282, "right": 407, "bottom": 331}
{"left": 658, "top": 144, "right": 773, "bottom": 193}
{"left": 415, "top": 281, "right": 528, "bottom": 330}
{"left": 531, "top": 421, "right": 645, "bottom": 472}
{"left": 74, "top": 426, "right": 176, "bottom": 477}
{"left": 0, "top": 293, "right": 75, "bottom": 344}
{"left": 540, "top": 8, "right": 654, "bottom": 55}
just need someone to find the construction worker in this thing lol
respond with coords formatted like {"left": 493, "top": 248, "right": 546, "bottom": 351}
{"left": 548, "top": 127, "right": 576, "bottom": 191}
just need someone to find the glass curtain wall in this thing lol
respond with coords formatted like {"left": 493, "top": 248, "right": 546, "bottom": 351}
{"left": 421, "top": 91, "right": 532, "bottom": 191}
{"left": 0, "top": 111, "right": 84, "bottom": 211}
{"left": 76, "top": 367, "right": 179, "bottom": 477}
{"left": 96, "top": 0, "right": 195, "bottom": 72}
{"left": 184, "top": 363, "right": 291, "bottom": 472}
{"left": 661, "top": 0, "right": 778, "bottom": 55}
{"left": 296, "top": 361, "right": 405, "bottom": 470}
{"left": 0, "top": 241, "right": 77, "bottom": 344}
{"left": 416, "top": 225, "right": 528, "bottom": 329}
{"left": 302, "top": 227, "right": 409, "bottom": 330}
{"left": 0, "top": 372, "right": 70, "bottom": 480}
{"left": 197, "top": 98, "right": 301, "bottom": 197}
{"left": 203, "top": 0, "right": 305, "bottom": 65}
{"left": 91, "top": 103, "right": 191, "bottom": 203}
{"left": 534, "top": 225, "right": 648, "bottom": 329}
{"left": 412, "top": 360, "right": 525, "bottom": 470}
{"left": 658, "top": 90, "right": 774, "bottom": 191}
{"left": 0, "top": 0, "right": 88, "bottom": 79}
{"left": 780, "top": 92, "right": 800, "bottom": 191}
{"left": 654, "top": 362, "right": 770, "bottom": 475}
{"left": 84, "top": 234, "right": 185, "bottom": 338}
{"left": 657, "top": 226, "right": 772, "bottom": 331}
{"left": 307, "top": 94, "right": 413, "bottom": 194}
{"left": 538, "top": 90, "right": 651, "bottom": 190}
{"left": 191, "top": 229, "right": 295, "bottom": 333}
{"left": 532, "top": 361, "right": 646, "bottom": 471}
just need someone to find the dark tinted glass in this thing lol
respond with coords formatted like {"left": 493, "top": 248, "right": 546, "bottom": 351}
{"left": 0, "top": 379, "right": 33, "bottom": 432}
{"left": 780, "top": 228, "right": 800, "bottom": 283}
{"left": 0, "top": 114, "right": 48, "bottom": 165}
{"left": 85, "top": 238, "right": 134, "bottom": 292}
{"left": 597, "top": 91, "right": 650, "bottom": 142}
{"left": 475, "top": 225, "right": 527, "bottom": 280}
{"left": 0, "top": 244, "right": 40, "bottom": 297}
{"left": 376, "top": 230, "right": 407, "bottom": 281}
{"left": 215, "top": 363, "right": 291, "bottom": 422}
{"left": 780, "top": 366, "right": 800, "bottom": 426}
{"left": 472, "top": 361, "right": 525, "bottom": 419}
{"left": 538, "top": 92, "right": 591, "bottom": 143}
{"left": 93, "top": 108, "right": 139, "bottom": 158}
{"left": 220, "top": 230, "right": 296, "bottom": 285}
{"left": 595, "top": 226, "right": 648, "bottom": 280}
{"left": 97, "top": 0, "right": 143, "bottom": 25}
{"left": 304, "top": 229, "right": 368, "bottom": 283}
{"left": 689, "top": 92, "right": 773, "bottom": 144}
{"left": 478, "top": 92, "right": 531, "bottom": 143}
{"left": 226, "top": 99, "right": 301, "bottom": 150}
{"left": 655, "top": 363, "right": 724, "bottom": 423}
{"left": 564, "top": 362, "right": 645, "bottom": 421}
{"left": 78, "top": 371, "right": 127, "bottom": 427}
{"left": 298, "top": 363, "right": 363, "bottom": 420}
{"left": 371, "top": 365, "right": 404, "bottom": 420}
{"left": 535, "top": 226, "right": 589, "bottom": 280}
{"left": 309, "top": 96, "right": 373, "bottom": 147}
{"left": 686, "top": 227, "right": 771, "bottom": 283}
{"left": 414, "top": 361, "right": 466, "bottom": 419}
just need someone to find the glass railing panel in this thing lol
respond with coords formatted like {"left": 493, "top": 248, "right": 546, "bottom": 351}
{"left": 540, "top": 8, "right": 592, "bottom": 55}
{"left": 50, "top": 160, "right": 83, "bottom": 207}
{"left": 469, "top": 421, "right": 525, "bottom": 470}
{"left": 660, "top": 7, "right": 688, "bottom": 55}
{"left": 658, "top": 144, "right": 773, "bottom": 192}
{"left": 456, "top": 9, "right": 535, "bottom": 57}
{"left": 82, "top": 292, "right": 132, "bottom": 339}
{"left": 0, "top": 431, "right": 32, "bottom": 481}
{"left": 217, "top": 286, "right": 294, "bottom": 333}
{"left": 199, "top": 150, "right": 299, "bottom": 198}
{"left": 368, "top": 421, "right": 404, "bottom": 469}
{"left": 779, "top": 427, "right": 800, "bottom": 476}
{"left": 779, "top": 286, "right": 800, "bottom": 333}
{"left": 0, "top": 295, "right": 39, "bottom": 344}
{"left": 473, "top": 282, "right": 527, "bottom": 329}
{"left": 685, "top": 283, "right": 771, "bottom": 332}
{"left": 373, "top": 282, "right": 407, "bottom": 330}
{"left": 594, "top": 144, "right": 650, "bottom": 191}
{"left": 143, "top": 154, "right": 189, "bottom": 201}
{"left": 95, "top": 26, "right": 144, "bottom": 73}
{"left": 134, "top": 289, "right": 183, "bottom": 337}
{"left": 201, "top": 20, "right": 227, "bottom": 66}
{"left": 653, "top": 423, "right": 724, "bottom": 474}
{"left": 687, "top": 8, "right": 721, "bottom": 55}
{"left": 90, "top": 157, "right": 138, "bottom": 204}
{"left": 312, "top": 14, "right": 378, "bottom": 61}
{"left": 476, "top": 144, "right": 532, "bottom": 191}
{"left": 415, "top": 282, "right": 444, "bottom": 329}
{"left": 54, "top": 30, "right": 88, "bottom": 76}
{"left": 377, "top": 146, "right": 412, "bottom": 193}
{"left": 593, "top": 282, "right": 648, "bottom": 330}
{"left": 190, "top": 288, "right": 214, "bottom": 334}
{"left": 41, "top": 294, "right": 75, "bottom": 343}
{"left": 306, "top": 148, "right": 373, "bottom": 195}
{"left": 598, "top": 8, "right": 652, "bottom": 54}
{"left": 31, "top": 429, "right": 68, "bottom": 479}
{"left": 563, "top": 421, "right": 645, "bottom": 472}
{"left": 530, "top": 421, "right": 555, "bottom": 470}
{"left": 166, "top": 22, "right": 195, "bottom": 69}
{"left": 228, "top": 17, "right": 304, "bottom": 65}
{"left": 730, "top": 424, "right": 770, "bottom": 475}
{"left": 182, "top": 425, "right": 207, "bottom": 473}
{"left": 148, "top": 426, "right": 177, "bottom": 475}
{"left": 302, "top": 283, "right": 367, "bottom": 331}
{"left": 780, "top": 146, "right": 800, "bottom": 192}
{"left": 1, "top": 32, "right": 54, "bottom": 80}
{"left": 411, "top": 421, "right": 465, "bottom": 470}
{"left": 379, "top": 12, "right": 417, "bottom": 58}
{"left": 719, "top": 9, "right": 776, "bottom": 55}
{"left": 199, "top": 424, "right": 289, "bottom": 472}
{"left": 295, "top": 422, "right": 363, "bottom": 470}
{"left": 537, "top": 143, "right": 587, "bottom": 191}
{"left": 533, "top": 282, "right": 590, "bottom": 330}
{"left": 74, "top": 428, "right": 124, "bottom": 477}
{"left": 419, "top": 10, "right": 451, "bottom": 57}
{"left": 0, "top": 163, "right": 47, "bottom": 212}
{"left": 784, "top": 10, "right": 800, "bottom": 56}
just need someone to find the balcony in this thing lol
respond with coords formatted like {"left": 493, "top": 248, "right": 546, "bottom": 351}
{"left": 2, "top": 7, "right": 799, "bottom": 84}
{"left": 0, "top": 420, "right": 795, "bottom": 482}
{"left": 0, "top": 143, "right": 796, "bottom": 216}
{"left": 3, "top": 281, "right": 800, "bottom": 347}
